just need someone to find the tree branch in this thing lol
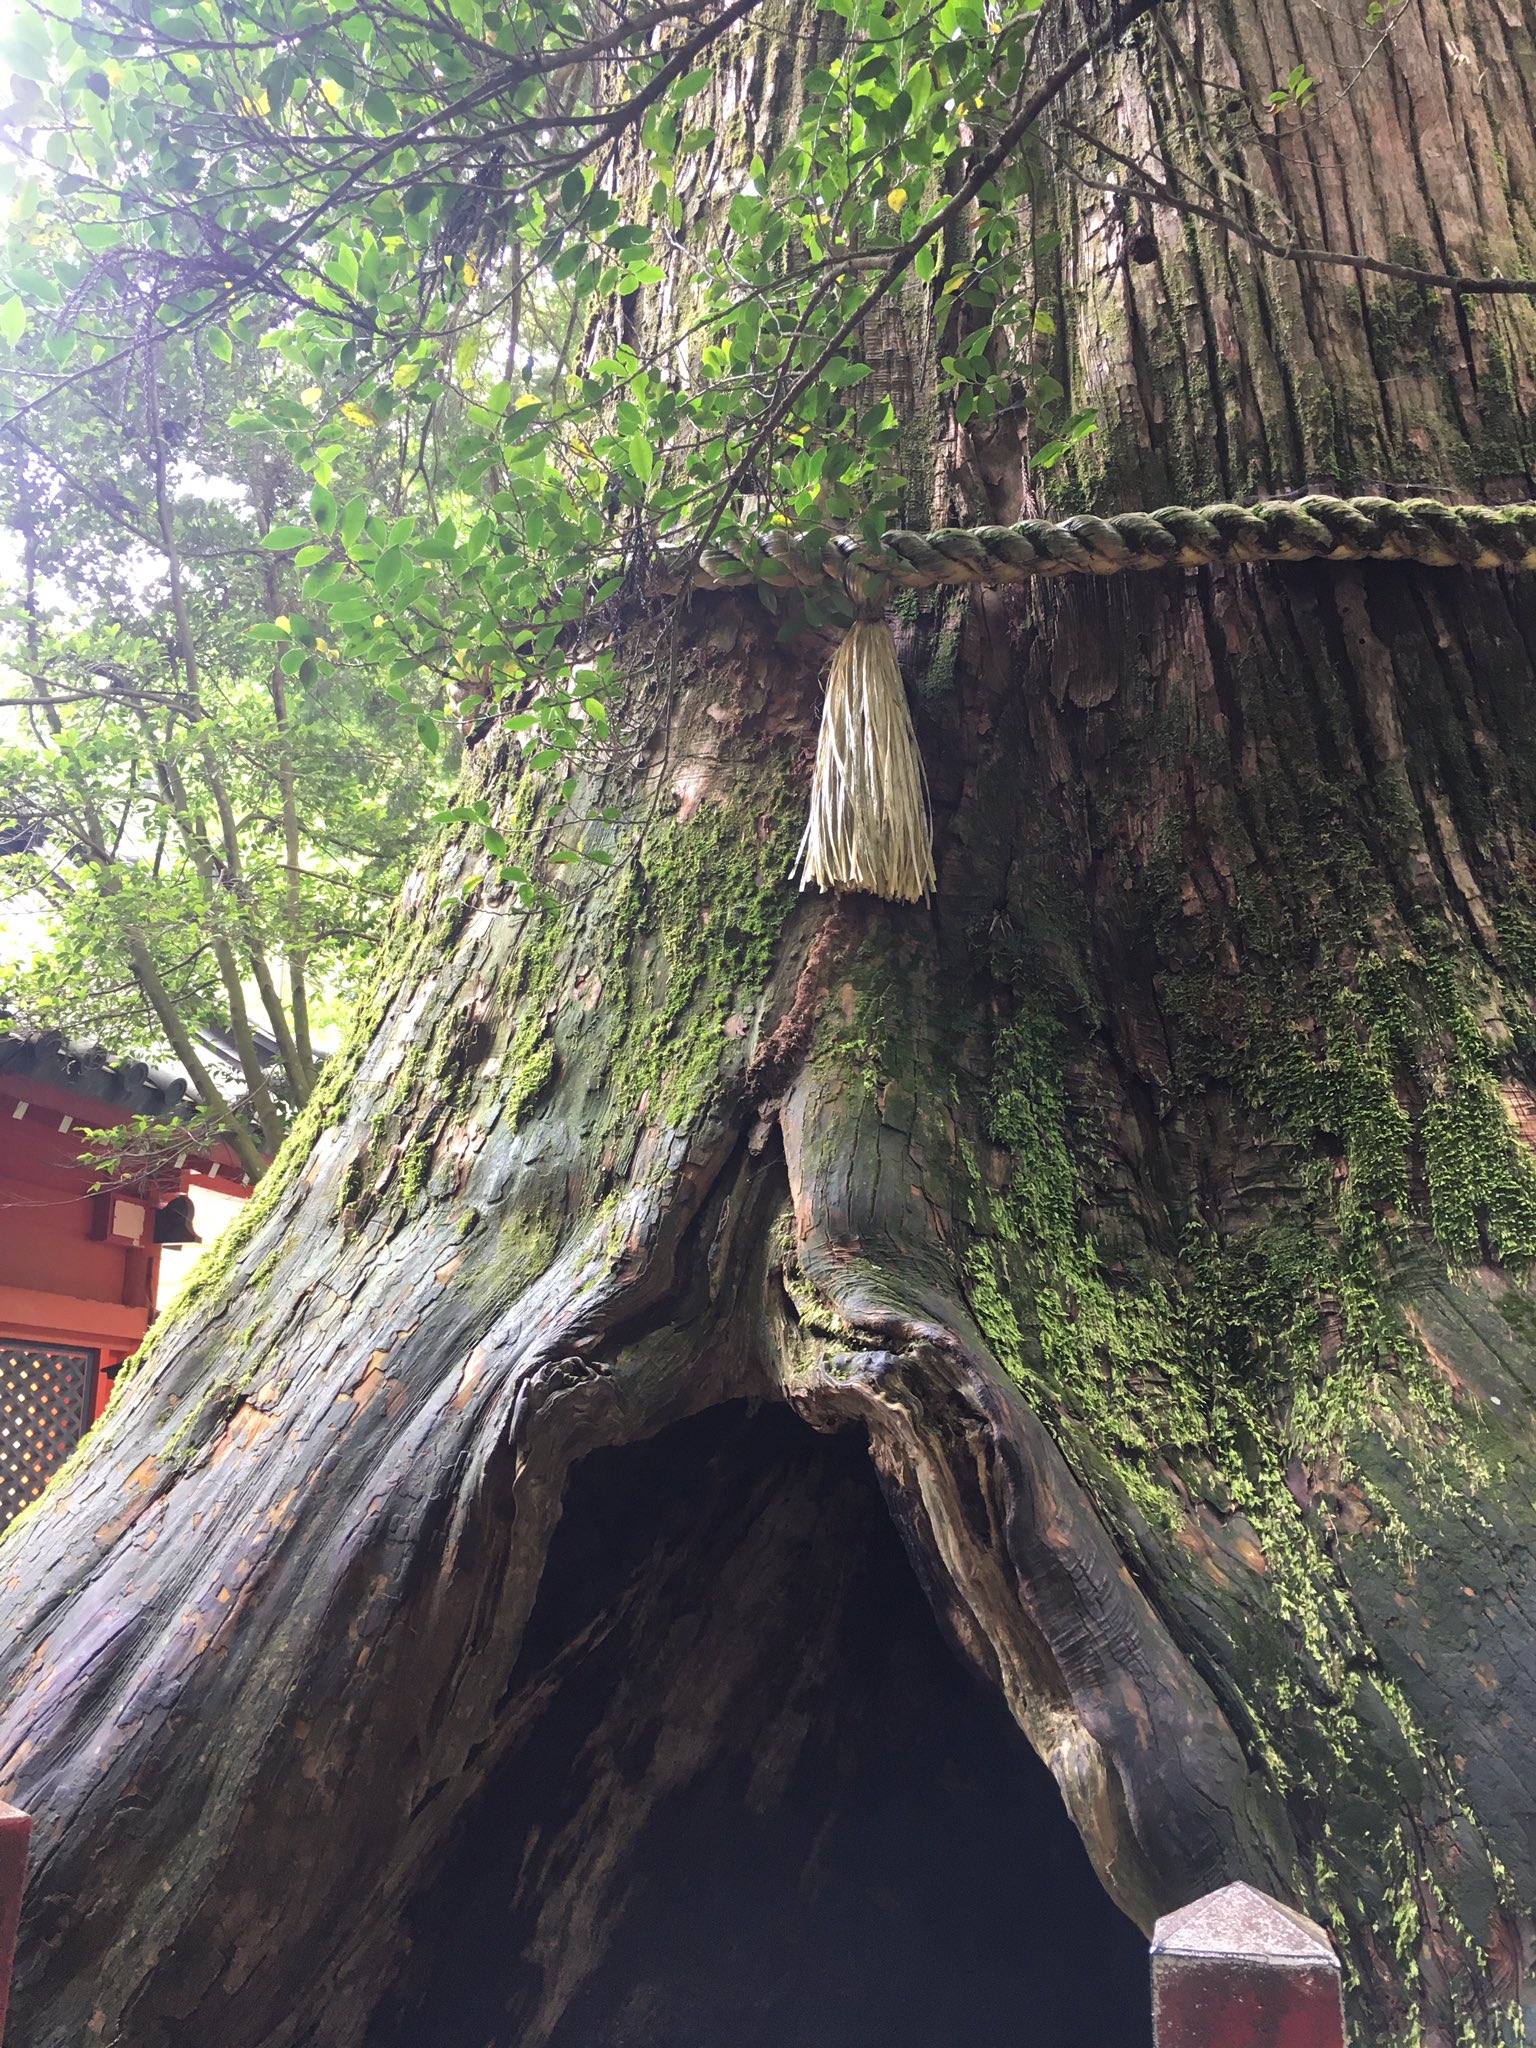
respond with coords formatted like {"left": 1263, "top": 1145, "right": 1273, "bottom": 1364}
{"left": 1063, "top": 122, "right": 1536, "bottom": 300}
{"left": 693, "top": 0, "right": 1172, "bottom": 552}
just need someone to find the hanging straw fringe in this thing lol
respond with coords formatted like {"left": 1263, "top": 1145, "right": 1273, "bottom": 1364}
{"left": 795, "top": 618, "right": 935, "bottom": 904}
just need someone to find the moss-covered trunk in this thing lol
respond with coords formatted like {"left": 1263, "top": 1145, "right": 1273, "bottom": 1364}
{"left": 7, "top": 1, "right": 1536, "bottom": 2044}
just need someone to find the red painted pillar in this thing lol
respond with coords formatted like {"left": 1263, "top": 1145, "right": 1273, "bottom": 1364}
{"left": 1151, "top": 1882, "right": 1346, "bottom": 2048}
{"left": 0, "top": 1803, "right": 30, "bottom": 2046}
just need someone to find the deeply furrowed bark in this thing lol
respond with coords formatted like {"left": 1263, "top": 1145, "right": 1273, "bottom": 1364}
{"left": 5, "top": 2, "right": 1536, "bottom": 2045}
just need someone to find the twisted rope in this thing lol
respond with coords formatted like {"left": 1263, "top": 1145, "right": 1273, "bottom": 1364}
{"left": 669, "top": 494, "right": 1536, "bottom": 595}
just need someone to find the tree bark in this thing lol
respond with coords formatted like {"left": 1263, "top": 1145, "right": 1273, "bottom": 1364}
{"left": 5, "top": 2, "right": 1536, "bottom": 2045}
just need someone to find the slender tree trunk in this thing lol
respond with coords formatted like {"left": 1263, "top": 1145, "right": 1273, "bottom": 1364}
{"left": 150, "top": 750, "right": 287, "bottom": 1152}
{"left": 145, "top": 357, "right": 310, "bottom": 1123}
{"left": 5, "top": 3, "right": 1536, "bottom": 2046}
{"left": 254, "top": 481, "right": 318, "bottom": 1094}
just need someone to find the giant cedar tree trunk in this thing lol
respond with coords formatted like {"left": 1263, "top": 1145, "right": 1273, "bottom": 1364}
{"left": 7, "top": 0, "right": 1536, "bottom": 2043}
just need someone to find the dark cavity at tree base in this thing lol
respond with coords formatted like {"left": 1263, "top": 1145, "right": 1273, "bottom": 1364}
{"left": 367, "top": 1403, "right": 1153, "bottom": 2048}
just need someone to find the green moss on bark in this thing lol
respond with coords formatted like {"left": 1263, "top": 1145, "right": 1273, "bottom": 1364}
{"left": 960, "top": 929, "right": 1532, "bottom": 2043}
{"left": 601, "top": 790, "right": 799, "bottom": 1132}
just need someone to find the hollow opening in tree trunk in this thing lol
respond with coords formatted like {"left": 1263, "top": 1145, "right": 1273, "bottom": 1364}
{"left": 368, "top": 1402, "right": 1153, "bottom": 2048}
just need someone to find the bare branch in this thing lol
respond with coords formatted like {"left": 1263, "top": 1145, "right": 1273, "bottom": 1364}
{"left": 1063, "top": 122, "right": 1536, "bottom": 300}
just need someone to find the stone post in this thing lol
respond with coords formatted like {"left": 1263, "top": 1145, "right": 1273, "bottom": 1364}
{"left": 0, "top": 1803, "right": 30, "bottom": 2045}
{"left": 1151, "top": 1882, "right": 1347, "bottom": 2048}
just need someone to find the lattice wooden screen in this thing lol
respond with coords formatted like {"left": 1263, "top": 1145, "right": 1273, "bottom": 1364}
{"left": 0, "top": 1340, "right": 97, "bottom": 1526}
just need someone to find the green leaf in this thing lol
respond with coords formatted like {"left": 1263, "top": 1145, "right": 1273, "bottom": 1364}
{"left": 302, "top": 561, "right": 347, "bottom": 601}
{"left": 327, "top": 245, "right": 360, "bottom": 294}
{"left": 262, "top": 525, "right": 312, "bottom": 551}
{"left": 311, "top": 483, "right": 337, "bottom": 534}
{"left": 420, "top": 516, "right": 459, "bottom": 560}
{"left": 340, "top": 494, "right": 369, "bottom": 546}
{"left": 0, "top": 298, "right": 25, "bottom": 345}
{"left": 416, "top": 713, "right": 441, "bottom": 752}
{"left": 628, "top": 433, "right": 654, "bottom": 485}
{"left": 207, "top": 327, "right": 233, "bottom": 362}
{"left": 373, "top": 544, "right": 405, "bottom": 591}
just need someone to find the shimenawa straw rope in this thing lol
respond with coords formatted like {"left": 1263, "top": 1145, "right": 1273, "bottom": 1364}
{"left": 666, "top": 493, "right": 1536, "bottom": 596}
{"left": 775, "top": 493, "right": 1536, "bottom": 903}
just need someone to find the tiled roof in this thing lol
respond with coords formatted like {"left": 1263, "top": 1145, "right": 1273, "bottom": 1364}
{"left": 0, "top": 1023, "right": 200, "bottom": 1118}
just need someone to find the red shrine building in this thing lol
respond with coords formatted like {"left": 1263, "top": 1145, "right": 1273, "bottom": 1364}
{"left": 0, "top": 1026, "right": 258, "bottom": 1526}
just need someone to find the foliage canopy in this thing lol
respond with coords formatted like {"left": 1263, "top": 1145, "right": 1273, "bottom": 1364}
{"left": 3, "top": 0, "right": 1117, "bottom": 744}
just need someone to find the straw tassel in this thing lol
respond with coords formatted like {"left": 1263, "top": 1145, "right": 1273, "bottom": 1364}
{"left": 795, "top": 617, "right": 935, "bottom": 902}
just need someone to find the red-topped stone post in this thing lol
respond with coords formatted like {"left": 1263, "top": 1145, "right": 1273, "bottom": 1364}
{"left": 0, "top": 1802, "right": 30, "bottom": 2045}
{"left": 1151, "top": 1882, "right": 1347, "bottom": 2048}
